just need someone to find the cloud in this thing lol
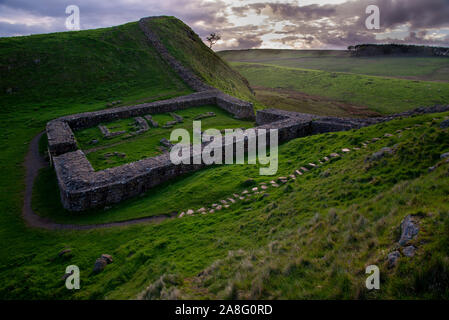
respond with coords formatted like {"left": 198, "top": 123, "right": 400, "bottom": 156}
{"left": 0, "top": 0, "right": 448, "bottom": 49}
{"left": 229, "top": 0, "right": 449, "bottom": 48}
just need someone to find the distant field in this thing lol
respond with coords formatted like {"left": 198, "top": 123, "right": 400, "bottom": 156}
{"left": 76, "top": 105, "right": 254, "bottom": 170}
{"left": 219, "top": 49, "right": 449, "bottom": 82}
{"left": 230, "top": 62, "right": 449, "bottom": 115}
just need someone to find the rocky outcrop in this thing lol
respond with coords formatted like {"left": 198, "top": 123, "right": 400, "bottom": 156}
{"left": 399, "top": 215, "right": 419, "bottom": 246}
{"left": 387, "top": 215, "right": 420, "bottom": 268}
{"left": 92, "top": 254, "right": 113, "bottom": 274}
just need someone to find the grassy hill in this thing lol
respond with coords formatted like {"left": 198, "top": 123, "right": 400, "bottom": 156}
{"left": 219, "top": 49, "right": 449, "bottom": 81}
{"left": 232, "top": 62, "right": 449, "bottom": 114}
{"left": 142, "top": 17, "right": 254, "bottom": 101}
{"left": 219, "top": 49, "right": 449, "bottom": 116}
{"left": 0, "top": 22, "right": 192, "bottom": 111}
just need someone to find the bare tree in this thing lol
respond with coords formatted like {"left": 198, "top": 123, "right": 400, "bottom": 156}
{"left": 206, "top": 33, "right": 221, "bottom": 49}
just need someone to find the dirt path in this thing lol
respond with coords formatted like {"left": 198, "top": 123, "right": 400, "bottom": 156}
{"left": 22, "top": 132, "right": 175, "bottom": 231}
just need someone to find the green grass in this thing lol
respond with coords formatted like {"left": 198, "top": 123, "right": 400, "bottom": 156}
{"left": 0, "top": 16, "right": 259, "bottom": 299}
{"left": 2, "top": 17, "right": 449, "bottom": 300}
{"left": 219, "top": 49, "right": 449, "bottom": 81}
{"left": 0, "top": 21, "right": 192, "bottom": 111}
{"left": 74, "top": 105, "right": 254, "bottom": 170}
{"left": 231, "top": 62, "right": 449, "bottom": 114}
{"left": 11, "top": 110, "right": 449, "bottom": 299}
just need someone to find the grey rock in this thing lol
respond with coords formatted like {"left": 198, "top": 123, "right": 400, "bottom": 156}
{"left": 93, "top": 258, "right": 108, "bottom": 273}
{"left": 387, "top": 251, "right": 401, "bottom": 268}
{"left": 101, "top": 254, "right": 113, "bottom": 264}
{"left": 144, "top": 115, "right": 159, "bottom": 128}
{"left": 403, "top": 246, "right": 416, "bottom": 257}
{"left": 163, "top": 121, "right": 177, "bottom": 128}
{"left": 399, "top": 215, "right": 419, "bottom": 246}
{"left": 441, "top": 153, "right": 449, "bottom": 159}
{"left": 90, "top": 139, "right": 99, "bottom": 145}
{"left": 194, "top": 112, "right": 216, "bottom": 120}
{"left": 134, "top": 117, "right": 149, "bottom": 134}
{"left": 369, "top": 147, "right": 393, "bottom": 161}
{"left": 160, "top": 138, "right": 173, "bottom": 149}
{"left": 170, "top": 112, "right": 183, "bottom": 123}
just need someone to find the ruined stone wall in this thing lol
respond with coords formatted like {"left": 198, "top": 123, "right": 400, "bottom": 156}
{"left": 46, "top": 120, "right": 78, "bottom": 157}
{"left": 51, "top": 104, "right": 449, "bottom": 211}
{"left": 53, "top": 116, "right": 312, "bottom": 211}
{"left": 47, "top": 90, "right": 255, "bottom": 157}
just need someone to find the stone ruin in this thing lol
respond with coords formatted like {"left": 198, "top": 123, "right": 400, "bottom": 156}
{"left": 45, "top": 16, "right": 449, "bottom": 212}
{"left": 47, "top": 101, "right": 449, "bottom": 212}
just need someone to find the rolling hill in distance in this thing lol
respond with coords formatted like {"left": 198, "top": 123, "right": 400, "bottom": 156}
{"left": 219, "top": 49, "right": 449, "bottom": 116}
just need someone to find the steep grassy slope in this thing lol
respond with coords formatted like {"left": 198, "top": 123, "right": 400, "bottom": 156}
{"left": 0, "top": 22, "right": 193, "bottom": 111}
{"left": 75, "top": 105, "right": 254, "bottom": 170}
{"left": 142, "top": 17, "right": 254, "bottom": 101}
{"left": 219, "top": 49, "right": 449, "bottom": 81}
{"left": 2, "top": 111, "right": 449, "bottom": 299}
{"left": 232, "top": 63, "right": 449, "bottom": 114}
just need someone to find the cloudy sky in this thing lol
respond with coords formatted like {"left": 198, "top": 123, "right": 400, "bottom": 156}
{"left": 1, "top": 0, "right": 449, "bottom": 50}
